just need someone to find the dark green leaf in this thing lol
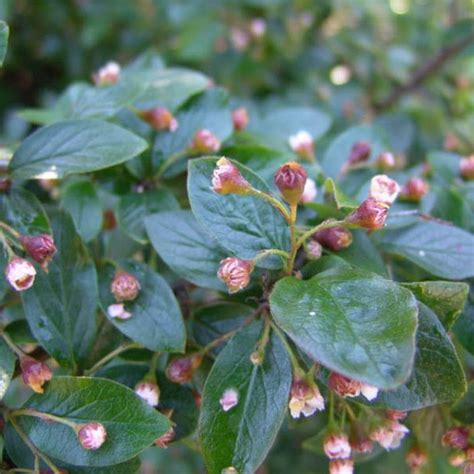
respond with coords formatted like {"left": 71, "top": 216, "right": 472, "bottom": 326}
{"left": 0, "top": 21, "right": 8, "bottom": 66}
{"left": 98, "top": 260, "right": 186, "bottom": 352}
{"left": 379, "top": 221, "right": 474, "bottom": 280}
{"left": 323, "top": 177, "right": 358, "bottom": 209}
{"left": 10, "top": 120, "right": 148, "bottom": 180}
{"left": 427, "top": 151, "right": 461, "bottom": 186}
{"left": 21, "top": 211, "right": 98, "bottom": 370}
{"left": 0, "top": 339, "right": 15, "bottom": 400}
{"left": 270, "top": 268, "right": 418, "bottom": 389}
{"left": 14, "top": 376, "right": 170, "bottom": 466}
{"left": 117, "top": 189, "right": 179, "bottom": 244}
{"left": 451, "top": 382, "right": 474, "bottom": 424}
{"left": 61, "top": 179, "right": 103, "bottom": 242}
{"left": 188, "top": 157, "right": 290, "bottom": 269}
{"left": 453, "top": 285, "right": 474, "bottom": 355}
{"left": 199, "top": 322, "right": 292, "bottom": 474}
{"left": 145, "top": 210, "right": 228, "bottom": 291}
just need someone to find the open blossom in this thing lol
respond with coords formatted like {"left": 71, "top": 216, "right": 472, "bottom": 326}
{"left": 141, "top": 107, "right": 178, "bottom": 132}
{"left": 329, "top": 459, "right": 354, "bottom": 474}
{"left": 300, "top": 178, "right": 317, "bottom": 203}
{"left": 111, "top": 271, "right": 141, "bottom": 302}
{"left": 20, "top": 356, "right": 52, "bottom": 393}
{"left": 348, "top": 141, "right": 371, "bottom": 165}
{"left": 288, "top": 131, "right": 314, "bottom": 160}
{"left": 360, "top": 383, "right": 379, "bottom": 401}
{"left": 369, "top": 175, "right": 400, "bottom": 205}
{"left": 107, "top": 303, "right": 132, "bottom": 320}
{"left": 370, "top": 421, "right": 409, "bottom": 450}
{"left": 92, "top": 61, "right": 120, "bottom": 86}
{"left": 399, "top": 178, "right": 429, "bottom": 202}
{"left": 212, "top": 157, "right": 251, "bottom": 195}
{"left": 274, "top": 161, "right": 308, "bottom": 205}
{"left": 442, "top": 427, "right": 470, "bottom": 449}
{"left": 406, "top": 447, "right": 428, "bottom": 472}
{"left": 191, "top": 128, "right": 221, "bottom": 153}
{"left": 346, "top": 198, "right": 389, "bottom": 230}
{"left": 166, "top": 354, "right": 202, "bottom": 384}
{"left": 219, "top": 388, "right": 239, "bottom": 412}
{"left": 460, "top": 155, "right": 474, "bottom": 180}
{"left": 324, "top": 433, "right": 352, "bottom": 459}
{"left": 20, "top": 234, "right": 56, "bottom": 271}
{"left": 328, "top": 372, "right": 361, "bottom": 398}
{"left": 155, "top": 426, "right": 176, "bottom": 448}
{"left": 376, "top": 152, "right": 396, "bottom": 170}
{"left": 5, "top": 256, "right": 36, "bottom": 291}
{"left": 217, "top": 257, "right": 253, "bottom": 293}
{"left": 313, "top": 227, "right": 352, "bottom": 252}
{"left": 135, "top": 381, "right": 160, "bottom": 407}
{"left": 78, "top": 422, "right": 107, "bottom": 450}
{"left": 288, "top": 378, "right": 325, "bottom": 418}
{"left": 232, "top": 107, "right": 249, "bottom": 130}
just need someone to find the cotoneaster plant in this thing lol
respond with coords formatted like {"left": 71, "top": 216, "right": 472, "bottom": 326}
{"left": 0, "top": 29, "right": 473, "bottom": 474}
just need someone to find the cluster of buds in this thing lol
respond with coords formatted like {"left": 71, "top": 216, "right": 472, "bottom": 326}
{"left": 232, "top": 107, "right": 249, "bottom": 131}
{"left": 328, "top": 372, "right": 379, "bottom": 401}
{"left": 190, "top": 129, "right": 221, "bottom": 154}
{"left": 399, "top": 177, "right": 429, "bottom": 202}
{"left": 288, "top": 130, "right": 315, "bottom": 161}
{"left": 405, "top": 446, "right": 428, "bottom": 473}
{"left": 92, "top": 61, "right": 120, "bottom": 86}
{"left": 217, "top": 257, "right": 254, "bottom": 294}
{"left": 78, "top": 422, "right": 107, "bottom": 450}
{"left": 135, "top": 380, "right": 160, "bottom": 407}
{"left": 460, "top": 155, "right": 474, "bottom": 181}
{"left": 312, "top": 227, "right": 353, "bottom": 252}
{"left": 140, "top": 107, "right": 178, "bottom": 132}
{"left": 369, "top": 419, "right": 410, "bottom": 450}
{"left": 288, "top": 375, "right": 325, "bottom": 419}
{"left": 165, "top": 353, "right": 202, "bottom": 384}
{"left": 212, "top": 158, "right": 251, "bottom": 195}
{"left": 5, "top": 256, "right": 36, "bottom": 291}
{"left": 219, "top": 388, "right": 239, "bottom": 412}
{"left": 20, "top": 356, "right": 53, "bottom": 393}
{"left": 274, "top": 161, "right": 308, "bottom": 205}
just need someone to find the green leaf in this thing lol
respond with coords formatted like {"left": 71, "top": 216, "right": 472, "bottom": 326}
{"left": 21, "top": 211, "right": 98, "bottom": 370}
{"left": 188, "top": 157, "right": 290, "bottom": 269}
{"left": 199, "top": 322, "right": 291, "bottom": 474}
{"left": 401, "top": 281, "right": 469, "bottom": 330}
{"left": 374, "top": 303, "right": 466, "bottom": 410}
{"left": 98, "top": 260, "right": 186, "bottom": 352}
{"left": 379, "top": 221, "right": 474, "bottom": 280}
{"left": 117, "top": 189, "right": 179, "bottom": 244}
{"left": 451, "top": 382, "right": 474, "bottom": 424}
{"left": 270, "top": 268, "right": 418, "bottom": 389}
{"left": 0, "top": 21, "right": 8, "bottom": 66}
{"left": 61, "top": 179, "right": 103, "bottom": 242}
{"left": 145, "top": 210, "right": 228, "bottom": 291}
{"left": 453, "top": 284, "right": 474, "bottom": 355}
{"left": 14, "top": 376, "right": 171, "bottom": 466}
{"left": 0, "top": 187, "right": 51, "bottom": 234}
{"left": 427, "top": 151, "right": 461, "bottom": 186}
{"left": 323, "top": 177, "right": 358, "bottom": 209}
{"left": 0, "top": 339, "right": 15, "bottom": 400}
{"left": 10, "top": 119, "right": 148, "bottom": 180}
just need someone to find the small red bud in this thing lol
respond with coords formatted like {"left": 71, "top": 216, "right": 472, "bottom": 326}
{"left": 212, "top": 158, "right": 251, "bottom": 195}
{"left": 442, "top": 427, "right": 470, "bottom": 449}
{"left": 406, "top": 446, "right": 428, "bottom": 471}
{"left": 141, "top": 107, "right": 178, "bottom": 132}
{"left": 155, "top": 426, "right": 176, "bottom": 448}
{"left": 232, "top": 107, "right": 249, "bottom": 131}
{"left": 20, "top": 234, "right": 56, "bottom": 271}
{"left": 20, "top": 356, "right": 53, "bottom": 393}
{"left": 346, "top": 198, "right": 389, "bottom": 230}
{"left": 190, "top": 129, "right": 221, "bottom": 154}
{"left": 5, "top": 256, "right": 36, "bottom": 291}
{"left": 347, "top": 141, "right": 371, "bottom": 165}
{"left": 217, "top": 257, "right": 253, "bottom": 294}
{"left": 165, "top": 354, "right": 202, "bottom": 384}
{"left": 78, "top": 422, "right": 107, "bottom": 450}
{"left": 192, "top": 390, "right": 202, "bottom": 408}
{"left": 399, "top": 178, "right": 429, "bottom": 202}
{"left": 328, "top": 372, "right": 361, "bottom": 398}
{"left": 313, "top": 227, "right": 353, "bottom": 252}
{"left": 102, "top": 209, "right": 117, "bottom": 231}
{"left": 350, "top": 438, "right": 373, "bottom": 454}
{"left": 274, "top": 161, "right": 308, "bottom": 205}
{"left": 460, "top": 156, "right": 474, "bottom": 181}
{"left": 110, "top": 271, "right": 141, "bottom": 302}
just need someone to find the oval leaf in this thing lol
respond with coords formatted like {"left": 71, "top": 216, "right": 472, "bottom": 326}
{"left": 0, "top": 339, "right": 15, "bottom": 400}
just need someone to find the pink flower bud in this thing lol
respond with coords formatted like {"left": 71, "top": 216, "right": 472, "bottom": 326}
{"left": 5, "top": 256, "right": 36, "bottom": 291}
{"left": 442, "top": 427, "right": 470, "bottom": 449}
{"left": 219, "top": 388, "right": 239, "bottom": 412}
{"left": 328, "top": 372, "right": 361, "bottom": 398}
{"left": 78, "top": 422, "right": 107, "bottom": 450}
{"left": 155, "top": 426, "right": 175, "bottom": 448}
{"left": 376, "top": 152, "right": 396, "bottom": 170}
{"left": 324, "top": 432, "right": 352, "bottom": 459}
{"left": 141, "top": 107, "right": 178, "bottom": 132}
{"left": 288, "top": 378, "right": 325, "bottom": 419}
{"left": 386, "top": 409, "right": 407, "bottom": 421}
{"left": 20, "top": 234, "right": 56, "bottom": 271}
{"left": 399, "top": 178, "right": 429, "bottom": 202}
{"left": 467, "top": 462, "right": 474, "bottom": 474}
{"left": 111, "top": 271, "right": 141, "bottom": 302}
{"left": 190, "top": 129, "right": 221, "bottom": 154}
{"left": 288, "top": 131, "right": 315, "bottom": 160}
{"left": 346, "top": 198, "right": 389, "bottom": 230}
{"left": 230, "top": 28, "right": 250, "bottom": 51}
{"left": 348, "top": 141, "right": 371, "bottom": 165}
{"left": 369, "top": 420, "right": 409, "bottom": 450}
{"left": 406, "top": 447, "right": 428, "bottom": 471}
{"left": 92, "top": 61, "right": 120, "bottom": 86}
{"left": 448, "top": 451, "right": 466, "bottom": 467}
{"left": 232, "top": 107, "right": 249, "bottom": 131}
{"left": 360, "top": 383, "right": 379, "bottom": 401}
{"left": 444, "top": 132, "right": 461, "bottom": 151}
{"left": 249, "top": 18, "right": 266, "bottom": 38}
{"left": 300, "top": 178, "right": 317, "bottom": 203}
{"left": 329, "top": 459, "right": 354, "bottom": 474}
{"left": 369, "top": 175, "right": 400, "bottom": 205}
{"left": 274, "top": 161, "right": 308, "bottom": 205}
{"left": 107, "top": 303, "right": 132, "bottom": 320}
{"left": 135, "top": 381, "right": 160, "bottom": 407}
{"left": 460, "top": 155, "right": 474, "bottom": 180}
{"left": 20, "top": 356, "right": 53, "bottom": 393}
{"left": 165, "top": 354, "right": 202, "bottom": 384}
{"left": 212, "top": 158, "right": 251, "bottom": 195}
{"left": 217, "top": 257, "right": 253, "bottom": 294}
{"left": 313, "top": 227, "right": 353, "bottom": 252}
{"left": 307, "top": 239, "right": 323, "bottom": 260}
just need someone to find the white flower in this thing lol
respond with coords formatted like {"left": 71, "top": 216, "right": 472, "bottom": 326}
{"left": 324, "top": 433, "right": 352, "bottom": 459}
{"left": 93, "top": 61, "right": 120, "bottom": 86}
{"left": 300, "top": 178, "right": 317, "bottom": 203}
{"left": 135, "top": 382, "right": 160, "bottom": 407}
{"left": 78, "top": 422, "right": 107, "bottom": 450}
{"left": 369, "top": 175, "right": 400, "bottom": 205}
{"left": 370, "top": 421, "right": 409, "bottom": 450}
{"left": 107, "top": 303, "right": 132, "bottom": 320}
{"left": 220, "top": 388, "right": 239, "bottom": 412}
{"left": 289, "top": 379, "right": 325, "bottom": 418}
{"left": 5, "top": 257, "right": 36, "bottom": 291}
{"left": 360, "top": 383, "right": 379, "bottom": 401}
{"left": 288, "top": 130, "right": 314, "bottom": 157}
{"left": 250, "top": 18, "right": 267, "bottom": 38}
{"left": 329, "top": 459, "right": 354, "bottom": 474}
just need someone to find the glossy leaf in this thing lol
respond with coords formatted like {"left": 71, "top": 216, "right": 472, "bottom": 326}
{"left": 270, "top": 268, "right": 418, "bottom": 389}
{"left": 199, "top": 322, "right": 292, "bottom": 474}
{"left": 98, "top": 260, "right": 186, "bottom": 352}
{"left": 10, "top": 119, "right": 148, "bottom": 180}
{"left": 0, "top": 339, "right": 15, "bottom": 400}
{"left": 188, "top": 157, "right": 290, "bottom": 268}
{"left": 21, "top": 211, "right": 98, "bottom": 370}
{"left": 14, "top": 376, "right": 171, "bottom": 466}
{"left": 451, "top": 382, "right": 474, "bottom": 424}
